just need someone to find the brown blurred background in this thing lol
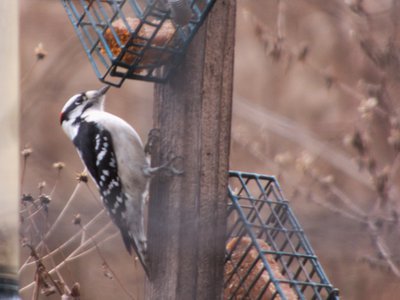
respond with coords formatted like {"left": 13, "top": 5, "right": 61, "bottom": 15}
{"left": 20, "top": 0, "right": 400, "bottom": 299}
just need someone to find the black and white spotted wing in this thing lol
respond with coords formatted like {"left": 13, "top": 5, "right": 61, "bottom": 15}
{"left": 72, "top": 121, "right": 134, "bottom": 254}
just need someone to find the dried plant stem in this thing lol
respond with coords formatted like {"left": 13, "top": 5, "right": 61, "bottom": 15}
{"left": 19, "top": 183, "right": 83, "bottom": 276}
{"left": 20, "top": 221, "right": 114, "bottom": 293}
{"left": 247, "top": 10, "right": 368, "bottom": 105}
{"left": 50, "top": 169, "right": 62, "bottom": 197}
{"left": 32, "top": 271, "right": 40, "bottom": 300}
{"left": 39, "top": 182, "right": 82, "bottom": 246}
{"left": 368, "top": 221, "right": 400, "bottom": 277}
{"left": 43, "top": 243, "right": 70, "bottom": 295}
{"left": 64, "top": 221, "right": 114, "bottom": 259}
{"left": 81, "top": 224, "right": 136, "bottom": 300}
{"left": 234, "top": 96, "right": 372, "bottom": 187}
{"left": 84, "top": 182, "right": 104, "bottom": 208}
{"left": 23, "top": 205, "right": 44, "bottom": 220}
{"left": 26, "top": 203, "right": 45, "bottom": 244}
{"left": 389, "top": 152, "right": 400, "bottom": 181}
{"left": 308, "top": 192, "right": 367, "bottom": 223}
{"left": 21, "top": 155, "right": 29, "bottom": 187}
{"left": 322, "top": 182, "right": 368, "bottom": 218}
{"left": 21, "top": 60, "right": 39, "bottom": 87}
{"left": 276, "top": 0, "right": 286, "bottom": 40}
{"left": 310, "top": 176, "right": 400, "bottom": 277}
{"left": 67, "top": 231, "right": 119, "bottom": 262}
{"left": 25, "top": 244, "right": 64, "bottom": 297}
{"left": 20, "top": 209, "right": 106, "bottom": 272}
{"left": 81, "top": 229, "right": 86, "bottom": 245}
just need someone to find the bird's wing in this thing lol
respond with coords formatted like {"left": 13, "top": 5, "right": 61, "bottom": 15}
{"left": 73, "top": 121, "right": 147, "bottom": 271}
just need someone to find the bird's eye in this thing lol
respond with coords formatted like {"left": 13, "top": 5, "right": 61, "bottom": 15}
{"left": 75, "top": 94, "right": 87, "bottom": 105}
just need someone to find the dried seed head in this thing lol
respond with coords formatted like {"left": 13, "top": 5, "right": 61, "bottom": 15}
{"left": 73, "top": 214, "right": 81, "bottom": 226}
{"left": 70, "top": 282, "right": 81, "bottom": 298}
{"left": 274, "top": 151, "right": 293, "bottom": 167}
{"left": 35, "top": 43, "right": 47, "bottom": 60}
{"left": 53, "top": 162, "right": 66, "bottom": 171}
{"left": 38, "top": 181, "right": 47, "bottom": 195}
{"left": 296, "top": 152, "right": 315, "bottom": 173}
{"left": 373, "top": 167, "right": 390, "bottom": 198}
{"left": 351, "top": 130, "right": 367, "bottom": 155}
{"left": 388, "top": 128, "right": 400, "bottom": 152}
{"left": 357, "top": 79, "right": 382, "bottom": 98}
{"left": 269, "top": 39, "right": 283, "bottom": 61}
{"left": 38, "top": 181, "right": 47, "bottom": 190}
{"left": 248, "top": 13, "right": 269, "bottom": 46}
{"left": 358, "top": 97, "right": 378, "bottom": 119}
{"left": 21, "top": 147, "right": 33, "bottom": 158}
{"left": 366, "top": 157, "right": 377, "bottom": 174}
{"left": 76, "top": 172, "right": 89, "bottom": 183}
{"left": 319, "top": 174, "right": 335, "bottom": 185}
{"left": 343, "top": 134, "right": 353, "bottom": 147}
{"left": 254, "top": 22, "right": 263, "bottom": 40}
{"left": 102, "top": 262, "right": 113, "bottom": 279}
{"left": 390, "top": 117, "right": 400, "bottom": 129}
{"left": 324, "top": 74, "right": 335, "bottom": 89}
{"left": 345, "top": 0, "right": 365, "bottom": 15}
{"left": 296, "top": 43, "right": 309, "bottom": 61}
{"left": 39, "top": 194, "right": 51, "bottom": 206}
{"left": 21, "top": 193, "right": 34, "bottom": 203}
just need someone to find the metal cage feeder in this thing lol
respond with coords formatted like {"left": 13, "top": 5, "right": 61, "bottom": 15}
{"left": 225, "top": 171, "right": 340, "bottom": 300}
{"left": 61, "top": 0, "right": 216, "bottom": 86}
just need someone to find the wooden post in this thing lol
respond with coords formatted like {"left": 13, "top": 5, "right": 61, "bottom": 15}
{"left": 146, "top": 1, "right": 236, "bottom": 299}
{"left": 0, "top": 1, "right": 20, "bottom": 298}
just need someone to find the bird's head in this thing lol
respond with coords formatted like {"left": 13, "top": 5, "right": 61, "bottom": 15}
{"left": 60, "top": 85, "right": 110, "bottom": 138}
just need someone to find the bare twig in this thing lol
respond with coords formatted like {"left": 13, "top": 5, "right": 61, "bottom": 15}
{"left": 308, "top": 192, "right": 367, "bottom": 223}
{"left": 20, "top": 209, "right": 106, "bottom": 272}
{"left": 20, "top": 222, "right": 116, "bottom": 293}
{"left": 368, "top": 221, "right": 400, "bottom": 277}
{"left": 39, "top": 182, "right": 82, "bottom": 246}
{"left": 319, "top": 179, "right": 368, "bottom": 218}
{"left": 79, "top": 222, "right": 136, "bottom": 300}
{"left": 25, "top": 244, "right": 63, "bottom": 297}
{"left": 276, "top": 0, "right": 286, "bottom": 40}
{"left": 234, "top": 96, "right": 372, "bottom": 187}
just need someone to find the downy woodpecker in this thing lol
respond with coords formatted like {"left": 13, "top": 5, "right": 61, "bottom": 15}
{"left": 60, "top": 86, "right": 154, "bottom": 272}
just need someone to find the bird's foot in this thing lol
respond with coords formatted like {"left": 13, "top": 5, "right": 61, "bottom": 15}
{"left": 143, "top": 153, "right": 184, "bottom": 177}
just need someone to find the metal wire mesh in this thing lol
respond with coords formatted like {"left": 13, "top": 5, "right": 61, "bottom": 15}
{"left": 225, "top": 171, "right": 340, "bottom": 300}
{"left": 61, "top": 0, "right": 215, "bottom": 86}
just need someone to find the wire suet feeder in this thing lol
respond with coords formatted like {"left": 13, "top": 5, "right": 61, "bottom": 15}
{"left": 61, "top": 0, "right": 216, "bottom": 86}
{"left": 225, "top": 171, "right": 340, "bottom": 300}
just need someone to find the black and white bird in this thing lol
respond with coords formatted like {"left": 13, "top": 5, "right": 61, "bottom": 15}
{"left": 60, "top": 86, "right": 155, "bottom": 272}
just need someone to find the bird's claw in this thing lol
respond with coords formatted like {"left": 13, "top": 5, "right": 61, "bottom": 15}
{"left": 164, "top": 154, "right": 184, "bottom": 176}
{"left": 143, "top": 152, "right": 184, "bottom": 177}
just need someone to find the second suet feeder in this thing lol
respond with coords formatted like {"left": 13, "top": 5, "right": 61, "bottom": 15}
{"left": 61, "top": 0, "right": 216, "bottom": 86}
{"left": 225, "top": 171, "right": 340, "bottom": 300}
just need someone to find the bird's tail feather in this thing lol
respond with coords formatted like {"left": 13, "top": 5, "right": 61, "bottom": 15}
{"left": 120, "top": 228, "right": 149, "bottom": 277}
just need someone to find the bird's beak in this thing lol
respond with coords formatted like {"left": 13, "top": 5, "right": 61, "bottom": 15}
{"left": 97, "top": 85, "right": 111, "bottom": 96}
